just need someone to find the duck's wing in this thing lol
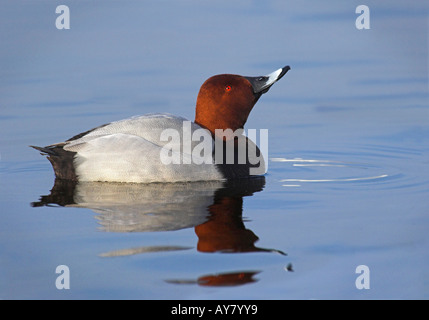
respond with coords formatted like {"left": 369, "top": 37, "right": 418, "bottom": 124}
{"left": 30, "top": 114, "right": 191, "bottom": 181}
{"left": 65, "top": 132, "right": 221, "bottom": 183}
{"left": 58, "top": 114, "right": 220, "bottom": 183}
{"left": 64, "top": 113, "right": 207, "bottom": 153}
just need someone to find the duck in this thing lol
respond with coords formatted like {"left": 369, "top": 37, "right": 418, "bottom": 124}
{"left": 31, "top": 66, "right": 290, "bottom": 183}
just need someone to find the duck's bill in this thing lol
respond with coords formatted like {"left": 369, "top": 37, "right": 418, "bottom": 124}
{"left": 245, "top": 65, "right": 290, "bottom": 95}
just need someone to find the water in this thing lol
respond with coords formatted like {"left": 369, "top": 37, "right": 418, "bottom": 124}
{"left": 1, "top": 0, "right": 428, "bottom": 299}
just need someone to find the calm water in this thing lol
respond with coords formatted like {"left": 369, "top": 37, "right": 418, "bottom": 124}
{"left": 1, "top": 1, "right": 428, "bottom": 299}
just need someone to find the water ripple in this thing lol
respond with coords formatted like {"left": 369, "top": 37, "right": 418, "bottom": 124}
{"left": 281, "top": 174, "right": 389, "bottom": 184}
{"left": 270, "top": 146, "right": 428, "bottom": 192}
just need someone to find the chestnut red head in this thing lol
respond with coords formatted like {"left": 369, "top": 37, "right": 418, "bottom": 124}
{"left": 195, "top": 66, "right": 290, "bottom": 137}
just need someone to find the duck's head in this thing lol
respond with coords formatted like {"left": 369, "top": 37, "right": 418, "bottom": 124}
{"left": 195, "top": 66, "right": 290, "bottom": 138}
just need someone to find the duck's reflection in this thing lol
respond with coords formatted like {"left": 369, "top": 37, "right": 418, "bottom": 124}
{"left": 195, "top": 182, "right": 284, "bottom": 254}
{"left": 32, "top": 176, "right": 286, "bottom": 286}
{"left": 166, "top": 271, "right": 260, "bottom": 287}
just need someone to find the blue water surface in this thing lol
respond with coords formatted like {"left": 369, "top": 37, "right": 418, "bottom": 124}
{"left": 0, "top": 0, "right": 428, "bottom": 299}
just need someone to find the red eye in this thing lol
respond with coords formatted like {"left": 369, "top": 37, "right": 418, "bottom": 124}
{"left": 225, "top": 85, "right": 232, "bottom": 92}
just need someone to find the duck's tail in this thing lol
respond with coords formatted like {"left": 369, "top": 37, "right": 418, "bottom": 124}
{"left": 30, "top": 144, "right": 78, "bottom": 181}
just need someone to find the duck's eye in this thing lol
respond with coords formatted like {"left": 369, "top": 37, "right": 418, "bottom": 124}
{"left": 225, "top": 85, "right": 232, "bottom": 92}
